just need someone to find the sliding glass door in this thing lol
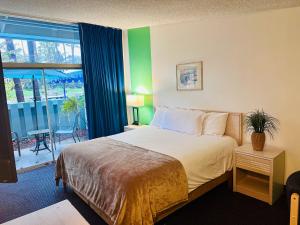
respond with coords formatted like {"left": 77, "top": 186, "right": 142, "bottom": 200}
{"left": 4, "top": 69, "right": 53, "bottom": 169}
{"left": 45, "top": 69, "right": 88, "bottom": 149}
{"left": 3, "top": 67, "right": 88, "bottom": 170}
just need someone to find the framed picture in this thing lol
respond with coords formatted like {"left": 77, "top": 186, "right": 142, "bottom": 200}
{"left": 176, "top": 61, "right": 203, "bottom": 91}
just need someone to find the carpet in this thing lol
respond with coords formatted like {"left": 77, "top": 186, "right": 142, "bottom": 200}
{"left": 0, "top": 164, "right": 289, "bottom": 225}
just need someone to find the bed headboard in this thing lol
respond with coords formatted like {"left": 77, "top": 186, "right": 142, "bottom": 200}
{"left": 224, "top": 112, "right": 243, "bottom": 146}
{"left": 199, "top": 110, "right": 243, "bottom": 146}
{"left": 154, "top": 107, "right": 243, "bottom": 146}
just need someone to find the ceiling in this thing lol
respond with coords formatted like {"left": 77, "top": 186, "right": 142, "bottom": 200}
{"left": 0, "top": 0, "right": 299, "bottom": 29}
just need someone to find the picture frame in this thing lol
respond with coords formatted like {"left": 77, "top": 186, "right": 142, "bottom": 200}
{"left": 176, "top": 61, "right": 203, "bottom": 91}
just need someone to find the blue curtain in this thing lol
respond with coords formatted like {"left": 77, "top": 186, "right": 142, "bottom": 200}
{"left": 79, "top": 23, "right": 127, "bottom": 139}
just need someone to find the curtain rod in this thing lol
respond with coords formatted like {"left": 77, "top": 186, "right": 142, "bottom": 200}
{"left": 2, "top": 63, "right": 82, "bottom": 70}
{"left": 0, "top": 10, "right": 78, "bottom": 26}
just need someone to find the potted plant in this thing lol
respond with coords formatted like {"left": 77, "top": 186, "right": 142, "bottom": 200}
{"left": 245, "top": 109, "right": 279, "bottom": 151}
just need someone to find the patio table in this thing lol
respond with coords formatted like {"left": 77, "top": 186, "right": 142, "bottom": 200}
{"left": 27, "top": 129, "right": 51, "bottom": 155}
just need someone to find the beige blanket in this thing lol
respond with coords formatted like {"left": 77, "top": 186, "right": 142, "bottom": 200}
{"left": 56, "top": 137, "right": 188, "bottom": 225}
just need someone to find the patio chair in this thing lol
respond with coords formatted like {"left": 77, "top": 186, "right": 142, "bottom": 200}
{"left": 11, "top": 131, "right": 21, "bottom": 157}
{"left": 53, "top": 112, "right": 81, "bottom": 146}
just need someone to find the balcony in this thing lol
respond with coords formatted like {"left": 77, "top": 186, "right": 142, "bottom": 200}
{"left": 9, "top": 99, "right": 88, "bottom": 171}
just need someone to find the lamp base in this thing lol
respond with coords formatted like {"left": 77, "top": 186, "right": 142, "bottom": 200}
{"left": 132, "top": 121, "right": 139, "bottom": 125}
{"left": 132, "top": 107, "right": 140, "bottom": 126}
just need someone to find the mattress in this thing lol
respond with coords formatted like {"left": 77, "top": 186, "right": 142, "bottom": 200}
{"left": 111, "top": 125, "right": 237, "bottom": 192}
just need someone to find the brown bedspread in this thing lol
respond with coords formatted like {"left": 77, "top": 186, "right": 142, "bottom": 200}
{"left": 56, "top": 137, "right": 188, "bottom": 225}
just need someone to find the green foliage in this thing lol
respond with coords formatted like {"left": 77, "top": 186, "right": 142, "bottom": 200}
{"left": 4, "top": 79, "right": 15, "bottom": 101}
{"left": 77, "top": 95, "right": 85, "bottom": 108}
{"left": 245, "top": 109, "right": 279, "bottom": 139}
{"left": 61, "top": 97, "right": 84, "bottom": 114}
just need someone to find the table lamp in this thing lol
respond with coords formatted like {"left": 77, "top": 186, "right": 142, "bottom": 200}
{"left": 126, "top": 94, "right": 144, "bottom": 125}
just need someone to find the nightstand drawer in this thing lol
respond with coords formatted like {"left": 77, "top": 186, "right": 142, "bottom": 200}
{"left": 236, "top": 153, "right": 272, "bottom": 175}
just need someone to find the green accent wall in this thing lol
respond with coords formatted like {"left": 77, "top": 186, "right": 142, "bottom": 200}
{"left": 128, "top": 27, "right": 153, "bottom": 124}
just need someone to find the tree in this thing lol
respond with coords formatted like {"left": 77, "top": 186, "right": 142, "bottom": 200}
{"left": 54, "top": 42, "right": 64, "bottom": 63}
{"left": 5, "top": 39, "right": 25, "bottom": 103}
{"left": 0, "top": 39, "right": 9, "bottom": 62}
{"left": 71, "top": 44, "right": 75, "bottom": 64}
{"left": 4, "top": 79, "right": 15, "bottom": 102}
{"left": 27, "top": 40, "right": 41, "bottom": 101}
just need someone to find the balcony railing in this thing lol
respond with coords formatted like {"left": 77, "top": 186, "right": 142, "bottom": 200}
{"left": 8, "top": 99, "right": 87, "bottom": 138}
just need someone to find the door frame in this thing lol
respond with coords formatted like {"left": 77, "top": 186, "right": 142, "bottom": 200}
{"left": 0, "top": 54, "right": 17, "bottom": 182}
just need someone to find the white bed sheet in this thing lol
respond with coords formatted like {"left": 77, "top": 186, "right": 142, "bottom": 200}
{"left": 110, "top": 126, "right": 237, "bottom": 192}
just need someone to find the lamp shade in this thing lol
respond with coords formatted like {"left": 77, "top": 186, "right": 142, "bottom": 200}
{"left": 126, "top": 94, "right": 144, "bottom": 107}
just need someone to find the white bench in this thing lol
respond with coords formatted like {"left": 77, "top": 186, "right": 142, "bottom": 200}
{"left": 2, "top": 200, "right": 89, "bottom": 225}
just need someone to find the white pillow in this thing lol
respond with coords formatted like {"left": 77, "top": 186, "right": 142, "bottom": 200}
{"left": 161, "top": 108, "right": 205, "bottom": 135}
{"left": 202, "top": 112, "right": 229, "bottom": 136}
{"left": 150, "top": 107, "right": 167, "bottom": 128}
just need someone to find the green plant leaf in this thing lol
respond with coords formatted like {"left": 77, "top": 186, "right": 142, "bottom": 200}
{"left": 245, "top": 109, "right": 279, "bottom": 139}
{"left": 61, "top": 97, "right": 82, "bottom": 113}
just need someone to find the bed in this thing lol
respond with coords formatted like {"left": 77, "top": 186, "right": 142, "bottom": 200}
{"left": 56, "top": 110, "right": 242, "bottom": 225}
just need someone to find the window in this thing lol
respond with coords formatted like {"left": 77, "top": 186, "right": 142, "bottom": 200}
{"left": 0, "top": 15, "right": 81, "bottom": 64}
{"left": 0, "top": 15, "right": 87, "bottom": 171}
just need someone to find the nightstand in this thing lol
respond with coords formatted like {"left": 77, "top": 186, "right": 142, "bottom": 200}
{"left": 233, "top": 144, "right": 285, "bottom": 205}
{"left": 124, "top": 125, "right": 146, "bottom": 132}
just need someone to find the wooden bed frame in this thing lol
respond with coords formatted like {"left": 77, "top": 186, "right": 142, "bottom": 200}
{"left": 65, "top": 111, "right": 243, "bottom": 224}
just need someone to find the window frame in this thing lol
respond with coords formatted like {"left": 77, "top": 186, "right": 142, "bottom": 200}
{"left": 2, "top": 62, "right": 81, "bottom": 69}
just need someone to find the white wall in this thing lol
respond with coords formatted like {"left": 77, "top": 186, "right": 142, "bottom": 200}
{"left": 122, "top": 30, "right": 133, "bottom": 124}
{"left": 150, "top": 7, "right": 300, "bottom": 180}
